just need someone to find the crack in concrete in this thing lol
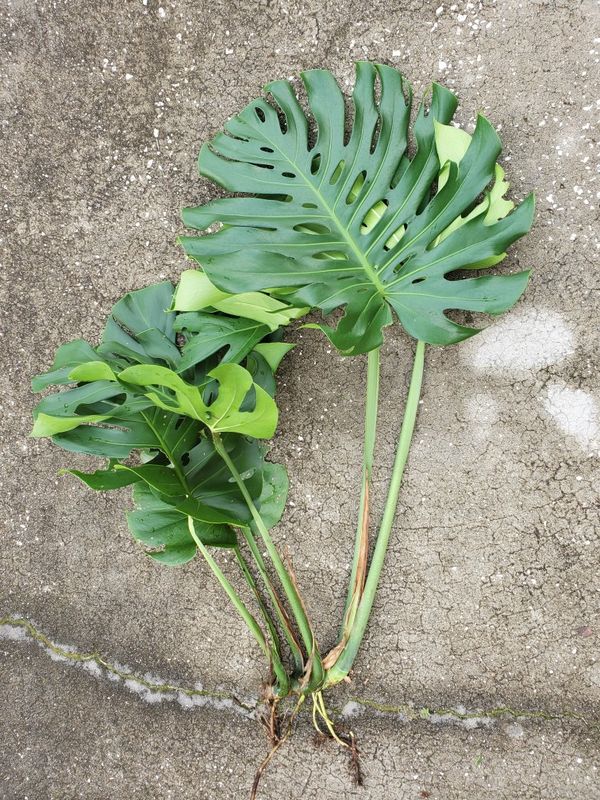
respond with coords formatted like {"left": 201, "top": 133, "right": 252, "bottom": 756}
{"left": 0, "top": 615, "right": 257, "bottom": 716}
{"left": 2, "top": 615, "right": 599, "bottom": 733}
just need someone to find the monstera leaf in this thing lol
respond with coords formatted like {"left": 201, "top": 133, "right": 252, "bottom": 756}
{"left": 180, "top": 61, "right": 534, "bottom": 354}
{"left": 97, "top": 281, "right": 181, "bottom": 368}
{"left": 173, "top": 269, "right": 307, "bottom": 330}
{"left": 119, "top": 362, "right": 278, "bottom": 438}
{"left": 126, "top": 483, "right": 235, "bottom": 565}
{"left": 31, "top": 281, "right": 291, "bottom": 561}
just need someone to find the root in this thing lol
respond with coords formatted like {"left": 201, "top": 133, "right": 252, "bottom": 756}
{"left": 251, "top": 690, "right": 364, "bottom": 797}
{"left": 348, "top": 731, "right": 364, "bottom": 787}
{"left": 251, "top": 695, "right": 305, "bottom": 800}
{"left": 310, "top": 691, "right": 363, "bottom": 787}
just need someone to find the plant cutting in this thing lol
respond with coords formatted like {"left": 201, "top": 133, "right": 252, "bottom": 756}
{"left": 32, "top": 62, "right": 533, "bottom": 794}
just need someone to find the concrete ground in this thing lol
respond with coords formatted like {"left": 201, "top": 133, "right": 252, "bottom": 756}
{"left": 1, "top": 0, "right": 599, "bottom": 797}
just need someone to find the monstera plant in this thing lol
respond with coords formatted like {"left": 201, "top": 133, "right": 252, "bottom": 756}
{"left": 33, "top": 62, "right": 533, "bottom": 794}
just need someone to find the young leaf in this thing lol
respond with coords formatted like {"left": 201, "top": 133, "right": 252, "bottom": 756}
{"left": 119, "top": 362, "right": 278, "bottom": 438}
{"left": 173, "top": 269, "right": 307, "bottom": 329}
{"left": 252, "top": 342, "right": 295, "bottom": 373}
{"left": 180, "top": 61, "right": 534, "bottom": 354}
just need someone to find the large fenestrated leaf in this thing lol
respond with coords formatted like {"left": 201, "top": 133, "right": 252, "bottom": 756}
{"left": 180, "top": 62, "right": 534, "bottom": 354}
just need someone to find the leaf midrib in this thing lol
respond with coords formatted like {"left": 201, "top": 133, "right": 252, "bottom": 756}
{"left": 140, "top": 409, "right": 191, "bottom": 494}
{"left": 248, "top": 124, "right": 387, "bottom": 296}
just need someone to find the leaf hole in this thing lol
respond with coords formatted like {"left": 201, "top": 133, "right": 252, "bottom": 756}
{"left": 346, "top": 170, "right": 367, "bottom": 204}
{"left": 382, "top": 224, "right": 406, "bottom": 251}
{"left": 310, "top": 153, "right": 321, "bottom": 174}
{"left": 302, "top": 202, "right": 318, "bottom": 209}
{"left": 282, "top": 171, "right": 296, "bottom": 178}
{"left": 329, "top": 160, "right": 345, "bottom": 184}
{"left": 370, "top": 114, "right": 382, "bottom": 154}
{"left": 313, "top": 250, "right": 348, "bottom": 261}
{"left": 260, "top": 146, "right": 274, "bottom": 153}
{"left": 293, "top": 223, "right": 331, "bottom": 235}
{"left": 412, "top": 277, "right": 426, "bottom": 285}
{"left": 370, "top": 73, "right": 383, "bottom": 153}
{"left": 360, "top": 199, "right": 388, "bottom": 235}
{"left": 255, "top": 106, "right": 266, "bottom": 123}
{"left": 264, "top": 93, "right": 289, "bottom": 135}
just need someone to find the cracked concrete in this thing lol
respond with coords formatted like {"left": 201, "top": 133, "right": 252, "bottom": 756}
{"left": 1, "top": 0, "right": 599, "bottom": 797}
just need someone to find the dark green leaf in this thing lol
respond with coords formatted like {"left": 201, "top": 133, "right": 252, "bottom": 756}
{"left": 183, "top": 434, "right": 264, "bottom": 521}
{"left": 180, "top": 62, "right": 533, "bottom": 353}
{"left": 61, "top": 464, "right": 141, "bottom": 491}
{"left": 255, "top": 462, "right": 289, "bottom": 530}
{"left": 174, "top": 312, "right": 270, "bottom": 372}
{"left": 97, "top": 281, "right": 181, "bottom": 368}
{"left": 127, "top": 484, "right": 236, "bottom": 564}
{"left": 31, "top": 340, "right": 103, "bottom": 392}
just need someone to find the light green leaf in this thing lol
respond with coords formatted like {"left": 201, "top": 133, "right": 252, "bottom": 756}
{"left": 212, "top": 293, "right": 307, "bottom": 330}
{"left": 119, "top": 362, "right": 278, "bottom": 438}
{"left": 485, "top": 164, "right": 514, "bottom": 224}
{"left": 252, "top": 342, "right": 295, "bottom": 373}
{"left": 434, "top": 120, "right": 471, "bottom": 191}
{"left": 32, "top": 410, "right": 112, "bottom": 437}
{"left": 433, "top": 123, "right": 515, "bottom": 246}
{"left": 68, "top": 361, "right": 118, "bottom": 383}
{"left": 173, "top": 269, "right": 307, "bottom": 330}
{"left": 173, "top": 269, "right": 231, "bottom": 309}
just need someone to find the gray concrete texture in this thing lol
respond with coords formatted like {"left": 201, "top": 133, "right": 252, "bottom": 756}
{"left": 1, "top": 0, "right": 599, "bottom": 797}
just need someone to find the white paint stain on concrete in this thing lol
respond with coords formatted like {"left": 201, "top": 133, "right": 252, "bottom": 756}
{"left": 463, "top": 394, "right": 500, "bottom": 440}
{"left": 462, "top": 309, "right": 576, "bottom": 374}
{"left": 543, "top": 382, "right": 599, "bottom": 455}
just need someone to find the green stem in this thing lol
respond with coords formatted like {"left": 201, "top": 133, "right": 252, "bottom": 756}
{"left": 240, "top": 527, "right": 305, "bottom": 676}
{"left": 211, "top": 432, "right": 324, "bottom": 689}
{"left": 234, "top": 545, "right": 290, "bottom": 696}
{"left": 326, "top": 340, "right": 425, "bottom": 683}
{"left": 187, "top": 517, "right": 270, "bottom": 660}
{"left": 342, "top": 346, "right": 380, "bottom": 626}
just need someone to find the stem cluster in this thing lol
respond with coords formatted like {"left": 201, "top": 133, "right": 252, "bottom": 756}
{"left": 193, "top": 340, "right": 425, "bottom": 700}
